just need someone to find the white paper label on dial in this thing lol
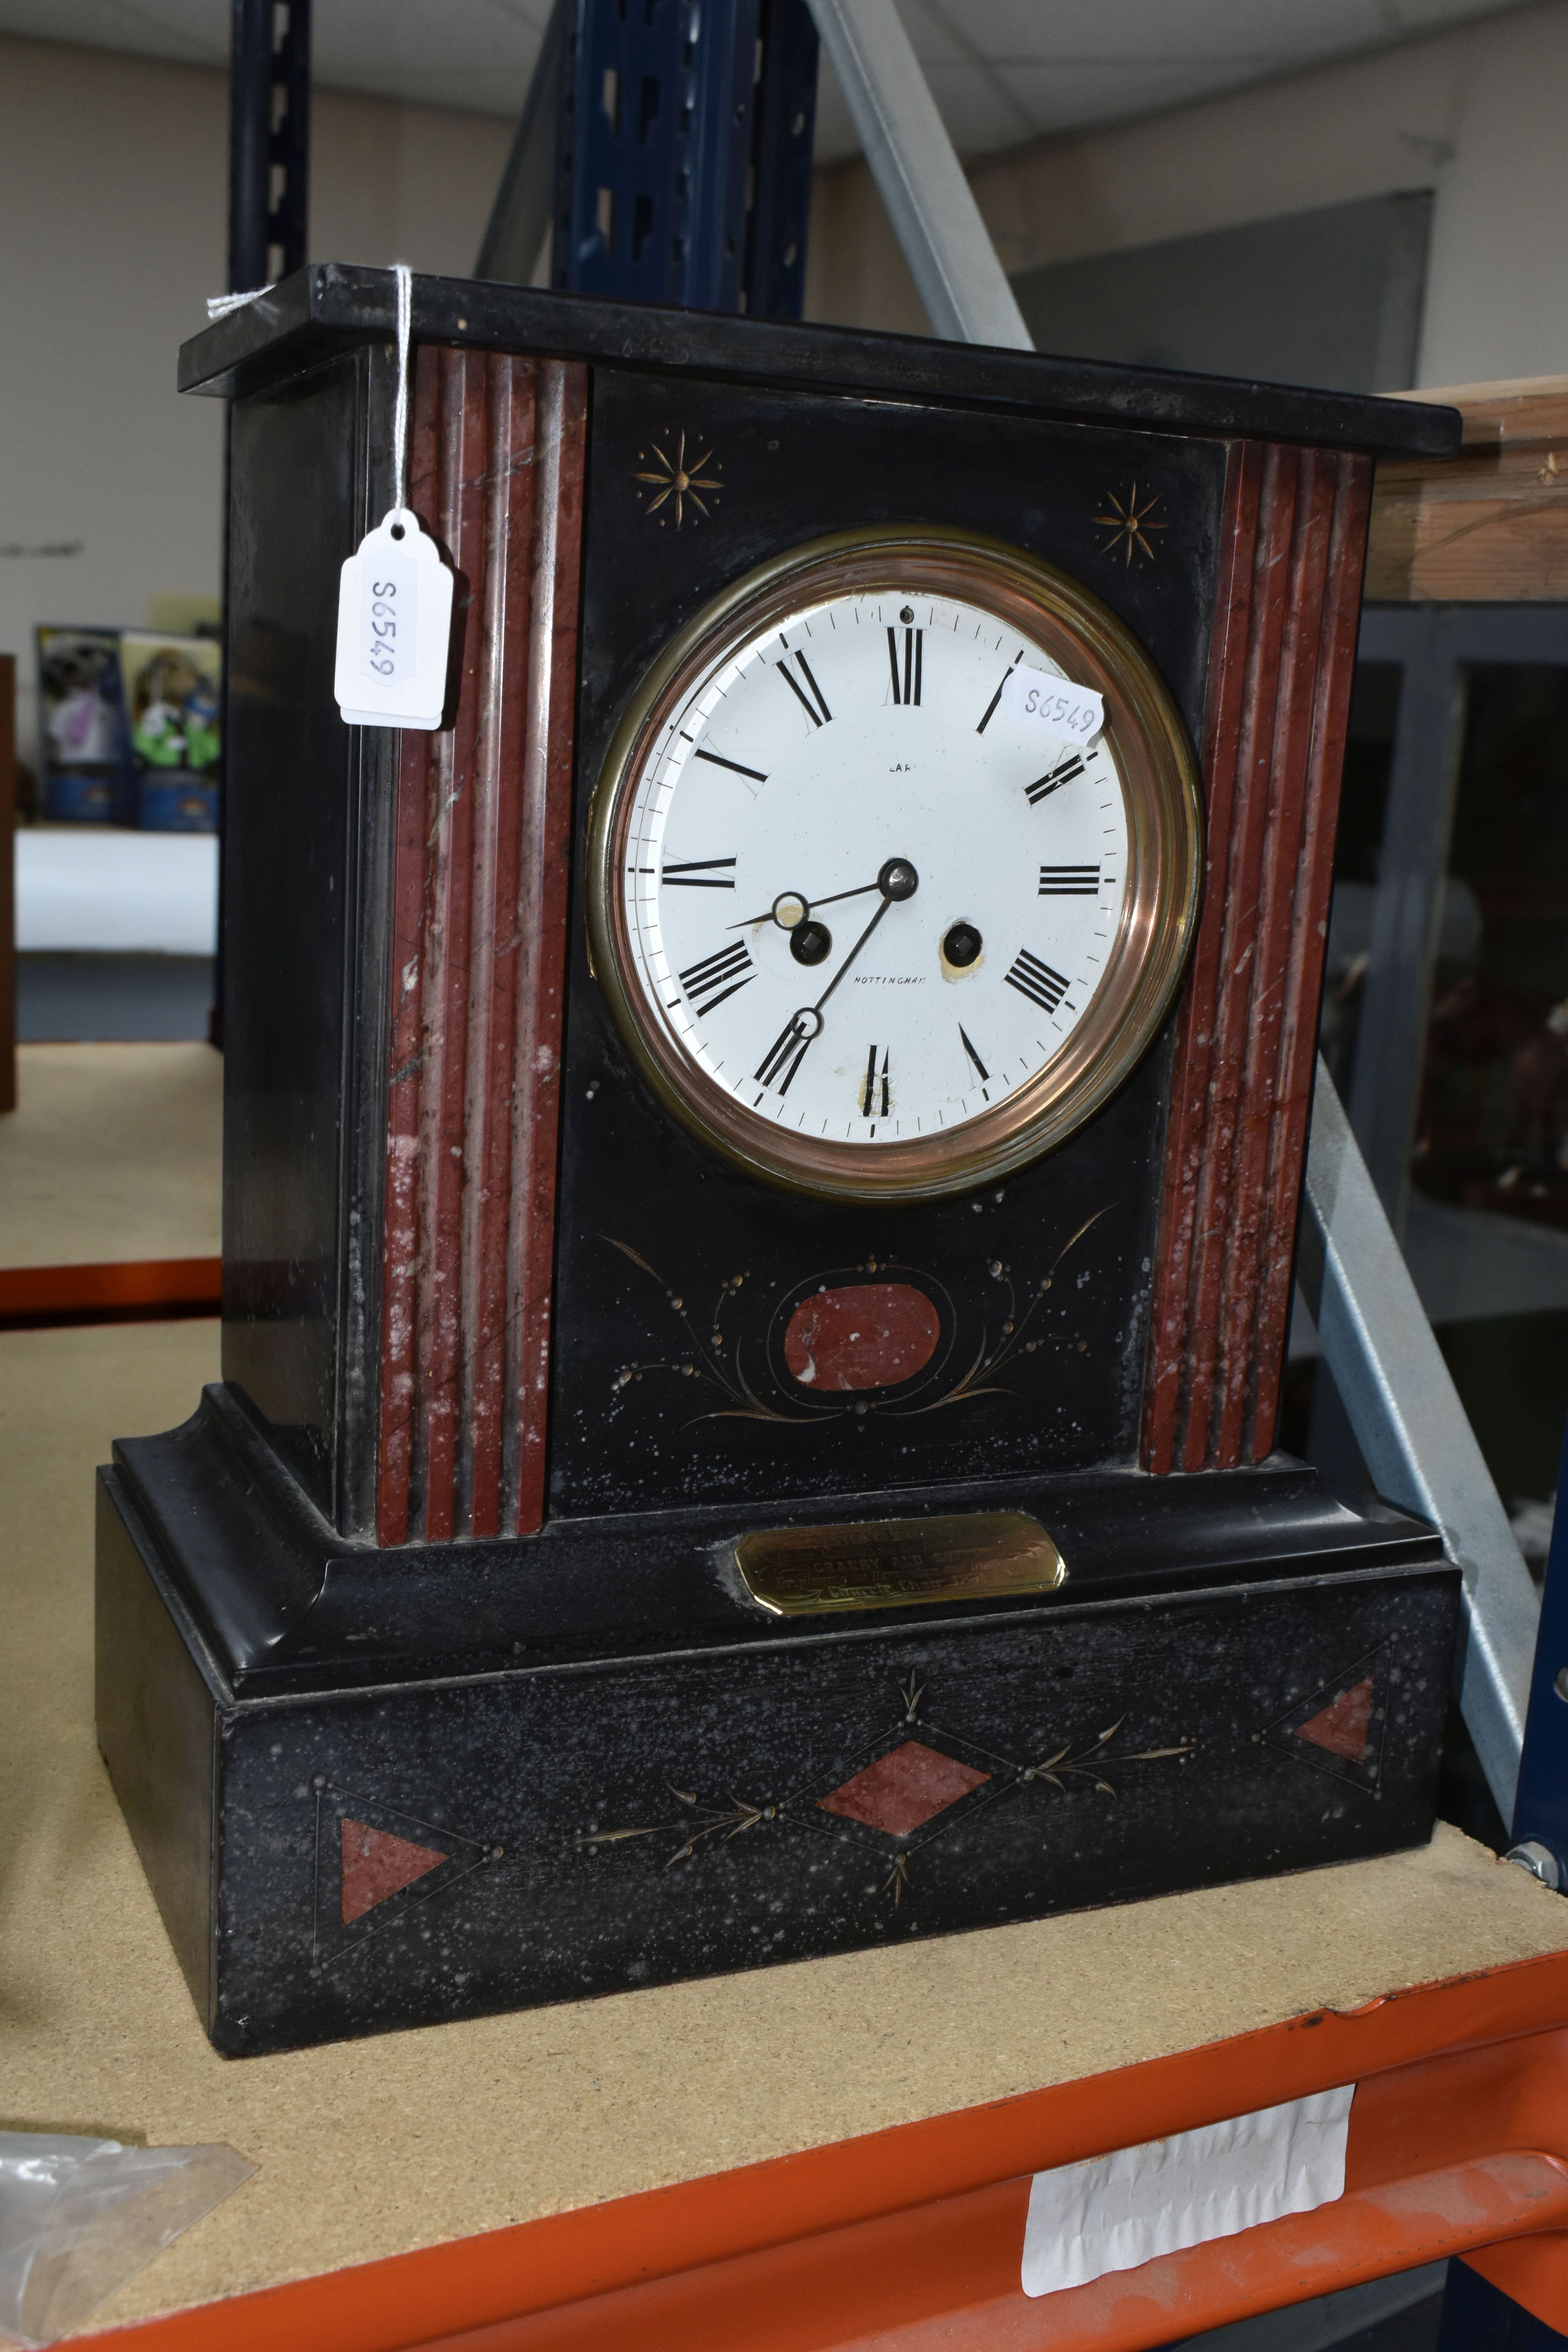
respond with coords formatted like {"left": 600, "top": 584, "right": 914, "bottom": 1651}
{"left": 998, "top": 664, "right": 1104, "bottom": 745}
{"left": 334, "top": 508, "right": 454, "bottom": 730}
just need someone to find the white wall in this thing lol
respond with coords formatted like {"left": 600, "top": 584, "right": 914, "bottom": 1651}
{"left": 9, "top": 1, "right": 1567, "bottom": 777}
{"left": 0, "top": 36, "right": 511, "bottom": 773}
{"left": 804, "top": 0, "right": 1568, "bottom": 393}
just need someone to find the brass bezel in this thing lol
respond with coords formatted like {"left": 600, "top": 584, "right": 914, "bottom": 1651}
{"left": 586, "top": 525, "right": 1201, "bottom": 1204}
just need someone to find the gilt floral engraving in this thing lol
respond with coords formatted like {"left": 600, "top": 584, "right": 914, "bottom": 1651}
{"left": 602, "top": 1206, "right": 1114, "bottom": 1428}
{"left": 577, "top": 1670, "right": 1193, "bottom": 1907}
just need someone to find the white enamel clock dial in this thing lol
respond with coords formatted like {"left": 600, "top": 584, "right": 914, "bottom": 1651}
{"left": 589, "top": 532, "right": 1200, "bottom": 1203}
{"left": 626, "top": 589, "right": 1124, "bottom": 1143}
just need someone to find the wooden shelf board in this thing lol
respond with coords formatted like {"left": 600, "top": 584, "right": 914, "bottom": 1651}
{"left": 8, "top": 1326, "right": 1568, "bottom": 2349}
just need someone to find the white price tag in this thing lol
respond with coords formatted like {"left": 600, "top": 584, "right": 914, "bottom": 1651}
{"left": 359, "top": 538, "right": 417, "bottom": 684}
{"left": 334, "top": 508, "right": 454, "bottom": 730}
{"left": 998, "top": 664, "right": 1104, "bottom": 746}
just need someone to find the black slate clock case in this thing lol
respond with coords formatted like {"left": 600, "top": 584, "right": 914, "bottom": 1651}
{"left": 94, "top": 268, "right": 1463, "bottom": 2055}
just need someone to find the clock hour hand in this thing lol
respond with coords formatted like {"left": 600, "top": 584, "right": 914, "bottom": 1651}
{"left": 728, "top": 878, "right": 882, "bottom": 932}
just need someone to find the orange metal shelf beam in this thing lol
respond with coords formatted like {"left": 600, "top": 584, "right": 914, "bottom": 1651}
{"left": 0, "top": 1258, "right": 221, "bottom": 1326}
{"left": 84, "top": 1946, "right": 1568, "bottom": 2352}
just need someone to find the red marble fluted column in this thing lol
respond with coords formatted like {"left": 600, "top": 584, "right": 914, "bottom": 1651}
{"left": 1143, "top": 439, "right": 1373, "bottom": 1474}
{"left": 377, "top": 349, "right": 586, "bottom": 1544}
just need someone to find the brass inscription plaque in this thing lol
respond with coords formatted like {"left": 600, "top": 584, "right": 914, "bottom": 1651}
{"left": 734, "top": 1511, "right": 1067, "bottom": 1618}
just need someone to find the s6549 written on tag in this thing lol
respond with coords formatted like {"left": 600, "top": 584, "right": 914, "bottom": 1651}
{"left": 998, "top": 664, "right": 1104, "bottom": 746}
{"left": 334, "top": 508, "right": 454, "bottom": 730}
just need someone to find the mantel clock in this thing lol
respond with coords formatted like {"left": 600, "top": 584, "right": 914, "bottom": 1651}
{"left": 95, "top": 267, "right": 1462, "bottom": 2054}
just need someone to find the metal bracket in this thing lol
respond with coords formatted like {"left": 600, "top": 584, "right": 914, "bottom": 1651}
{"left": 475, "top": 0, "right": 568, "bottom": 290}
{"left": 481, "top": 0, "right": 819, "bottom": 319}
{"left": 804, "top": 0, "right": 1030, "bottom": 348}
{"left": 228, "top": 0, "right": 310, "bottom": 291}
{"left": 1298, "top": 1057, "right": 1537, "bottom": 1821}
{"left": 816, "top": 2, "right": 1541, "bottom": 1825}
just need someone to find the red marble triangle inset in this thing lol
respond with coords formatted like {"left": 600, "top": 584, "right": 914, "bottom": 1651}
{"left": 1294, "top": 1677, "right": 1374, "bottom": 1764}
{"left": 341, "top": 1818, "right": 448, "bottom": 1925}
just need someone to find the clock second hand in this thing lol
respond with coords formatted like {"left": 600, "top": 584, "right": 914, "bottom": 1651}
{"left": 754, "top": 860, "right": 917, "bottom": 1092}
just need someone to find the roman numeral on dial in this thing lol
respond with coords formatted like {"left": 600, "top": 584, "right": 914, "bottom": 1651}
{"left": 663, "top": 857, "right": 737, "bottom": 888}
{"left": 776, "top": 649, "right": 832, "bottom": 727}
{"left": 693, "top": 748, "right": 768, "bottom": 782}
{"left": 976, "top": 659, "right": 1019, "bottom": 734}
{"left": 678, "top": 940, "right": 754, "bottom": 1017}
{"left": 1038, "top": 863, "right": 1100, "bottom": 895}
{"left": 886, "top": 627, "right": 922, "bottom": 706}
{"left": 1025, "top": 753, "right": 1085, "bottom": 806}
{"left": 861, "top": 1044, "right": 889, "bottom": 1118}
{"left": 755, "top": 1014, "right": 814, "bottom": 1094}
{"left": 1004, "top": 949, "right": 1071, "bottom": 1016}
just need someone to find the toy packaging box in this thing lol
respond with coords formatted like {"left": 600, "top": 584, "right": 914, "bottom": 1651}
{"left": 36, "top": 626, "right": 134, "bottom": 823}
{"left": 119, "top": 631, "right": 222, "bottom": 831}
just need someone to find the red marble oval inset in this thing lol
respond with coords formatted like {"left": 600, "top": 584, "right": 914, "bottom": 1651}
{"left": 783, "top": 1283, "right": 940, "bottom": 1392}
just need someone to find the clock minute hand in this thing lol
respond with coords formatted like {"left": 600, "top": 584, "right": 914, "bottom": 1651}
{"left": 812, "top": 858, "right": 918, "bottom": 1016}
{"left": 810, "top": 890, "right": 894, "bottom": 1018}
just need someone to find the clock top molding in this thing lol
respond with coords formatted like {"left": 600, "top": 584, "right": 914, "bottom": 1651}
{"left": 181, "top": 263, "right": 1459, "bottom": 465}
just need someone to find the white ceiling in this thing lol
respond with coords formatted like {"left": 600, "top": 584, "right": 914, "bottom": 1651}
{"left": 0, "top": 0, "right": 1531, "bottom": 159}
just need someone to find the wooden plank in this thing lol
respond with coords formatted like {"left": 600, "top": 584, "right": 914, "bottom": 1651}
{"left": 1367, "top": 375, "right": 1568, "bottom": 601}
{"left": 11, "top": 1311, "right": 1568, "bottom": 2344}
{"left": 78, "top": 1967, "right": 1568, "bottom": 2350}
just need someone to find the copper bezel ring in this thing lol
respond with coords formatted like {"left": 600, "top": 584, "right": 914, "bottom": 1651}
{"left": 586, "top": 526, "right": 1202, "bottom": 1204}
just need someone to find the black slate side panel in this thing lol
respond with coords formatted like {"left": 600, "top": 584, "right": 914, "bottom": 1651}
{"left": 547, "top": 370, "right": 1227, "bottom": 1517}
{"left": 95, "top": 1471, "right": 218, "bottom": 2033}
{"left": 222, "top": 348, "right": 376, "bottom": 1520}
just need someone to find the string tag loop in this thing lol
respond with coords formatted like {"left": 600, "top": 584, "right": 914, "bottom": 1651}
{"left": 334, "top": 264, "right": 454, "bottom": 730}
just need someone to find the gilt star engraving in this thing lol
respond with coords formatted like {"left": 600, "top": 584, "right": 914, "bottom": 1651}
{"left": 634, "top": 429, "right": 722, "bottom": 527}
{"left": 1093, "top": 483, "right": 1167, "bottom": 568}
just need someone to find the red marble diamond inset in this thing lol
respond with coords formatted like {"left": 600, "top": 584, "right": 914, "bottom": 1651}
{"left": 818, "top": 1740, "right": 989, "bottom": 1836}
{"left": 341, "top": 1818, "right": 448, "bottom": 1925}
